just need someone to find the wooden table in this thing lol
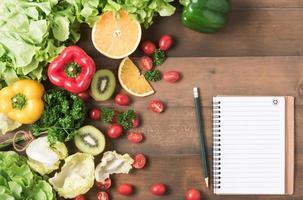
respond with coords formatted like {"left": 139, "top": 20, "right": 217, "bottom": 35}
{"left": 4, "top": 0, "right": 303, "bottom": 199}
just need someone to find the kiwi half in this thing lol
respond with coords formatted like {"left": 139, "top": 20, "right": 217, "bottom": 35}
{"left": 74, "top": 125, "right": 106, "bottom": 156}
{"left": 90, "top": 69, "right": 116, "bottom": 101}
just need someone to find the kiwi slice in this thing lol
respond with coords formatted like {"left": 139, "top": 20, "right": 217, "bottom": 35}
{"left": 90, "top": 69, "right": 116, "bottom": 101}
{"left": 74, "top": 125, "right": 106, "bottom": 156}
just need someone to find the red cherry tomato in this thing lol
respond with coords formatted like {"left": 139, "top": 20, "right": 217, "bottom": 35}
{"left": 107, "top": 124, "right": 123, "bottom": 139}
{"left": 163, "top": 71, "right": 180, "bottom": 83}
{"left": 115, "top": 93, "right": 130, "bottom": 106}
{"left": 186, "top": 189, "right": 201, "bottom": 200}
{"left": 117, "top": 183, "right": 133, "bottom": 196}
{"left": 132, "top": 113, "right": 140, "bottom": 128}
{"left": 150, "top": 183, "right": 166, "bottom": 196}
{"left": 127, "top": 132, "right": 144, "bottom": 143}
{"left": 89, "top": 108, "right": 101, "bottom": 120}
{"left": 74, "top": 195, "right": 85, "bottom": 200}
{"left": 149, "top": 100, "right": 165, "bottom": 113}
{"left": 139, "top": 56, "right": 153, "bottom": 71}
{"left": 159, "top": 35, "right": 173, "bottom": 51}
{"left": 78, "top": 91, "right": 90, "bottom": 101}
{"left": 132, "top": 154, "right": 147, "bottom": 169}
{"left": 96, "top": 178, "right": 112, "bottom": 191}
{"left": 97, "top": 191, "right": 109, "bottom": 200}
{"left": 141, "top": 40, "right": 156, "bottom": 55}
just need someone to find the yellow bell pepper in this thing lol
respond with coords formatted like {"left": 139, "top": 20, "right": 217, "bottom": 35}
{"left": 0, "top": 80, "right": 45, "bottom": 124}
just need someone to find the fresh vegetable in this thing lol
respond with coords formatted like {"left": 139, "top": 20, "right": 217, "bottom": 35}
{"left": 97, "top": 191, "right": 109, "bottom": 200}
{"left": 31, "top": 89, "right": 86, "bottom": 145}
{"left": 0, "top": 0, "right": 102, "bottom": 85}
{"left": 107, "top": 124, "right": 123, "bottom": 139}
{"left": 78, "top": 91, "right": 90, "bottom": 102}
{"left": 150, "top": 183, "right": 167, "bottom": 196}
{"left": 96, "top": 178, "right": 112, "bottom": 191}
{"left": 89, "top": 108, "right": 101, "bottom": 120}
{"left": 0, "top": 151, "right": 54, "bottom": 200}
{"left": 186, "top": 189, "right": 201, "bottom": 200}
{"left": 150, "top": 100, "right": 165, "bottom": 113}
{"left": 132, "top": 113, "right": 140, "bottom": 128}
{"left": 181, "top": 0, "right": 230, "bottom": 33}
{"left": 127, "top": 132, "right": 144, "bottom": 144}
{"left": 118, "top": 110, "right": 136, "bottom": 130}
{"left": 115, "top": 93, "right": 131, "bottom": 106}
{"left": 49, "top": 153, "right": 95, "bottom": 199}
{"left": 133, "top": 154, "right": 147, "bottom": 169}
{"left": 117, "top": 183, "right": 134, "bottom": 196}
{"left": 26, "top": 136, "right": 68, "bottom": 175}
{"left": 48, "top": 46, "right": 96, "bottom": 94}
{"left": 0, "top": 113, "right": 21, "bottom": 135}
{"left": 153, "top": 49, "right": 166, "bottom": 66}
{"left": 163, "top": 71, "right": 181, "bottom": 83}
{"left": 74, "top": 195, "right": 85, "bottom": 200}
{"left": 141, "top": 41, "right": 156, "bottom": 55}
{"left": 140, "top": 56, "right": 154, "bottom": 71}
{"left": 74, "top": 125, "right": 106, "bottom": 156}
{"left": 95, "top": 151, "right": 133, "bottom": 182}
{"left": 101, "top": 0, "right": 176, "bottom": 28}
{"left": 101, "top": 107, "right": 116, "bottom": 123}
{"left": 144, "top": 70, "right": 162, "bottom": 82}
{"left": 159, "top": 35, "right": 173, "bottom": 51}
{"left": 0, "top": 79, "right": 44, "bottom": 124}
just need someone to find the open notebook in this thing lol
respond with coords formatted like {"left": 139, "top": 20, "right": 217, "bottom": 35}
{"left": 212, "top": 96, "right": 294, "bottom": 195}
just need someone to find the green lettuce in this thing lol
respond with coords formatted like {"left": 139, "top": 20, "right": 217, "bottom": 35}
{"left": 0, "top": 0, "right": 102, "bottom": 85}
{"left": 0, "top": 151, "right": 54, "bottom": 200}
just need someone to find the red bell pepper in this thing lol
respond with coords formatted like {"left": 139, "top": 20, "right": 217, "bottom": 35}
{"left": 48, "top": 46, "right": 96, "bottom": 93}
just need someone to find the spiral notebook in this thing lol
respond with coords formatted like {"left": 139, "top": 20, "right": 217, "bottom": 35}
{"left": 212, "top": 96, "right": 294, "bottom": 195}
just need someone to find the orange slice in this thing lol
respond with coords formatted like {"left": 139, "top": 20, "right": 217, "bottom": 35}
{"left": 92, "top": 10, "right": 141, "bottom": 59}
{"left": 118, "top": 57, "right": 155, "bottom": 97}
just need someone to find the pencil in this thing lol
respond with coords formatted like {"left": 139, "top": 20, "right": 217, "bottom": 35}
{"left": 193, "top": 87, "right": 209, "bottom": 188}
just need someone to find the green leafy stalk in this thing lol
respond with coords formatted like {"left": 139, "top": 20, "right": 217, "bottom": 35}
{"left": 144, "top": 70, "right": 162, "bottom": 82}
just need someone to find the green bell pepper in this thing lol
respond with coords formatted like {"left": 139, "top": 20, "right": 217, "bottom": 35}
{"left": 181, "top": 0, "right": 230, "bottom": 33}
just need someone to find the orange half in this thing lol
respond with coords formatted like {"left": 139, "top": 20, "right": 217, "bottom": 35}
{"left": 92, "top": 10, "right": 141, "bottom": 59}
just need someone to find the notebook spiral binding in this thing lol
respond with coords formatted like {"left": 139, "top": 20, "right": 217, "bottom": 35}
{"left": 213, "top": 100, "right": 222, "bottom": 190}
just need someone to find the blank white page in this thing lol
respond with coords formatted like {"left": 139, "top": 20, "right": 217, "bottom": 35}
{"left": 213, "top": 96, "right": 285, "bottom": 194}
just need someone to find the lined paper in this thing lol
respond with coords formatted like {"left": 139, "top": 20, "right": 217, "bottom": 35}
{"left": 213, "top": 96, "right": 285, "bottom": 195}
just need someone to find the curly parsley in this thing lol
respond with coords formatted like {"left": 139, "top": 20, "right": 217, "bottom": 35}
{"left": 144, "top": 70, "right": 162, "bottom": 82}
{"left": 118, "top": 110, "right": 136, "bottom": 130}
{"left": 101, "top": 107, "right": 115, "bottom": 123}
{"left": 153, "top": 49, "right": 166, "bottom": 66}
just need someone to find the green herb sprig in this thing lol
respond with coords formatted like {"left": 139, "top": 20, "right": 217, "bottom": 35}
{"left": 144, "top": 70, "right": 162, "bottom": 82}
{"left": 118, "top": 110, "right": 136, "bottom": 130}
{"left": 101, "top": 107, "right": 115, "bottom": 123}
{"left": 153, "top": 49, "right": 166, "bottom": 66}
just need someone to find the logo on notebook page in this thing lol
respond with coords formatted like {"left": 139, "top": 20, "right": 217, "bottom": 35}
{"left": 273, "top": 99, "right": 279, "bottom": 105}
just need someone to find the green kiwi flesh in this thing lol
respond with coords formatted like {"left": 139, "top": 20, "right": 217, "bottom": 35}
{"left": 90, "top": 69, "right": 116, "bottom": 101}
{"left": 74, "top": 125, "right": 106, "bottom": 156}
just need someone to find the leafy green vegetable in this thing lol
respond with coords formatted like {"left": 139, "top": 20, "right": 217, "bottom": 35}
{"left": 153, "top": 49, "right": 166, "bottom": 66}
{"left": 101, "top": 107, "right": 115, "bottom": 123}
{"left": 0, "top": 0, "right": 102, "bottom": 85}
{"left": 118, "top": 110, "right": 136, "bottom": 130}
{"left": 31, "top": 89, "right": 86, "bottom": 145}
{"left": 102, "top": 0, "right": 176, "bottom": 28}
{"left": 144, "top": 70, "right": 162, "bottom": 82}
{"left": 0, "top": 151, "right": 54, "bottom": 200}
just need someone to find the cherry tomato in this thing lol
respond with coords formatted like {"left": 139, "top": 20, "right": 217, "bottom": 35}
{"left": 96, "top": 178, "right": 112, "bottom": 191}
{"left": 150, "top": 183, "right": 166, "bottom": 196}
{"left": 139, "top": 56, "right": 153, "bottom": 71}
{"left": 117, "top": 183, "right": 133, "bottom": 196}
{"left": 107, "top": 124, "right": 123, "bottom": 139}
{"left": 186, "top": 189, "right": 201, "bottom": 200}
{"left": 78, "top": 91, "right": 90, "bottom": 101}
{"left": 89, "top": 108, "right": 101, "bottom": 120}
{"left": 163, "top": 71, "right": 180, "bottom": 83}
{"left": 149, "top": 100, "right": 165, "bottom": 113}
{"left": 132, "top": 154, "right": 147, "bottom": 169}
{"left": 132, "top": 113, "right": 140, "bottom": 128}
{"left": 74, "top": 195, "right": 85, "bottom": 200}
{"left": 159, "top": 35, "right": 173, "bottom": 51}
{"left": 141, "top": 40, "right": 156, "bottom": 55}
{"left": 127, "top": 132, "right": 144, "bottom": 143}
{"left": 115, "top": 93, "right": 130, "bottom": 106}
{"left": 97, "top": 191, "right": 109, "bottom": 200}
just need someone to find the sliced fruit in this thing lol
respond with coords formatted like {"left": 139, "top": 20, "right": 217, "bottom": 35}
{"left": 118, "top": 57, "right": 155, "bottom": 97}
{"left": 90, "top": 69, "right": 116, "bottom": 101}
{"left": 74, "top": 125, "right": 106, "bottom": 156}
{"left": 92, "top": 10, "right": 141, "bottom": 59}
